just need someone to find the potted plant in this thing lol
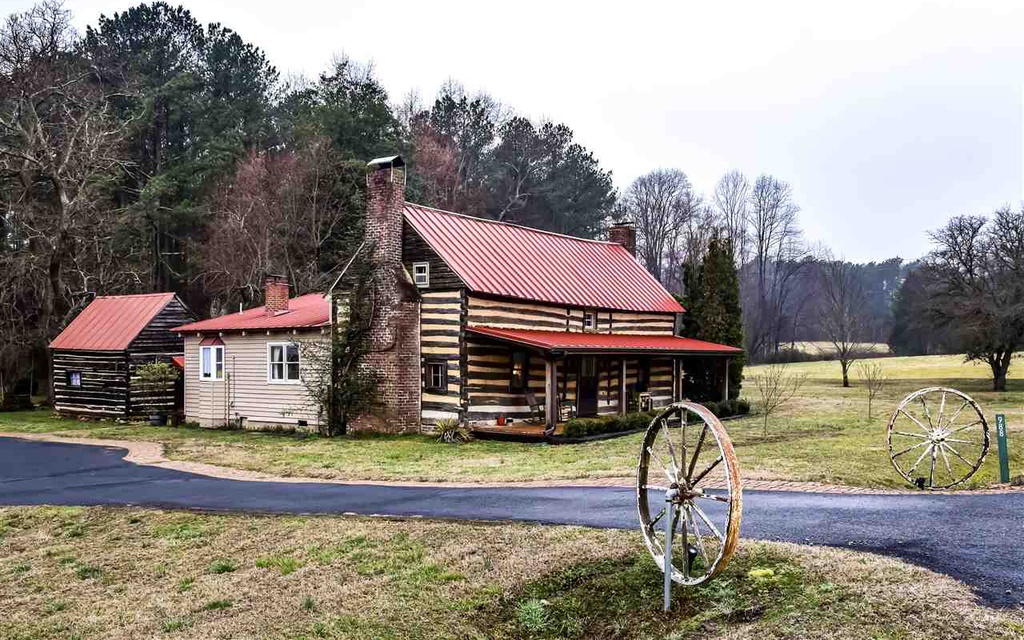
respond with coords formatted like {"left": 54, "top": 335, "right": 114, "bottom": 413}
{"left": 135, "top": 362, "right": 180, "bottom": 426}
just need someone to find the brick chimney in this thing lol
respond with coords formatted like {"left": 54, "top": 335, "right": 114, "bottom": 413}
{"left": 366, "top": 155, "right": 406, "bottom": 266}
{"left": 609, "top": 220, "right": 636, "bottom": 255}
{"left": 264, "top": 274, "right": 290, "bottom": 315}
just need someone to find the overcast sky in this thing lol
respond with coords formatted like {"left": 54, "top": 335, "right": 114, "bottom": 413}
{"left": 8, "top": 0, "right": 1024, "bottom": 262}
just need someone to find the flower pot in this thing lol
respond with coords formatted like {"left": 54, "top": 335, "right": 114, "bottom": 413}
{"left": 148, "top": 413, "right": 167, "bottom": 426}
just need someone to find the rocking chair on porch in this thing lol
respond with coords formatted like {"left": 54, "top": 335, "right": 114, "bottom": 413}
{"left": 525, "top": 392, "right": 544, "bottom": 424}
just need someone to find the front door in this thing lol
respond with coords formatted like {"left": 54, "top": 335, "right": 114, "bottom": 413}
{"left": 577, "top": 357, "right": 599, "bottom": 417}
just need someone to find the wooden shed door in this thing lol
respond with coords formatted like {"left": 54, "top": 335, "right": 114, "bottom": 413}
{"left": 578, "top": 357, "right": 599, "bottom": 417}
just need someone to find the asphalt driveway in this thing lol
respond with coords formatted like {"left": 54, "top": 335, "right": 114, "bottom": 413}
{"left": 1, "top": 437, "right": 1022, "bottom": 606}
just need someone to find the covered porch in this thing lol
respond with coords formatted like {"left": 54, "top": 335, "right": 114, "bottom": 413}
{"left": 465, "top": 327, "right": 742, "bottom": 435}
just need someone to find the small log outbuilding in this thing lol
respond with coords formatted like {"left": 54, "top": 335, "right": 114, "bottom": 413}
{"left": 49, "top": 293, "right": 194, "bottom": 418}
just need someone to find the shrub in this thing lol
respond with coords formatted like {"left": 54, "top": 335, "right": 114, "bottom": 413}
{"left": 435, "top": 417, "right": 472, "bottom": 444}
{"left": 737, "top": 399, "right": 751, "bottom": 415}
{"left": 563, "top": 412, "right": 655, "bottom": 439}
{"left": 703, "top": 401, "right": 720, "bottom": 417}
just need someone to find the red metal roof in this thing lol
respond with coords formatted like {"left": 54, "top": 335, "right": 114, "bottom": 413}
{"left": 171, "top": 355, "right": 185, "bottom": 369}
{"left": 174, "top": 293, "right": 329, "bottom": 334}
{"left": 49, "top": 293, "right": 177, "bottom": 352}
{"left": 467, "top": 327, "right": 743, "bottom": 354}
{"left": 404, "top": 204, "right": 684, "bottom": 313}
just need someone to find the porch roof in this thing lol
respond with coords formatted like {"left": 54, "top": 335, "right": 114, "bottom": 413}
{"left": 467, "top": 327, "right": 743, "bottom": 356}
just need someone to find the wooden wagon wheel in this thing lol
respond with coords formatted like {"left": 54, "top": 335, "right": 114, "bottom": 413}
{"left": 637, "top": 402, "right": 742, "bottom": 586}
{"left": 887, "top": 387, "right": 990, "bottom": 490}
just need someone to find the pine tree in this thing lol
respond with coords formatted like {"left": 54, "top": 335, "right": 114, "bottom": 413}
{"left": 680, "top": 237, "right": 744, "bottom": 400}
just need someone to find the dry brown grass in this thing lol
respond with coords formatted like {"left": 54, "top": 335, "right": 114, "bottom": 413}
{"left": 0, "top": 507, "right": 1021, "bottom": 639}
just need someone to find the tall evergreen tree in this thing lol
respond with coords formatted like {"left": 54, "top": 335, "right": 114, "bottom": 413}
{"left": 680, "top": 237, "right": 744, "bottom": 400}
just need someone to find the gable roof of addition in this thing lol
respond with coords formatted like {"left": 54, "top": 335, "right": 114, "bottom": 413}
{"left": 173, "top": 293, "right": 330, "bottom": 334}
{"left": 49, "top": 293, "right": 178, "bottom": 351}
{"left": 403, "top": 203, "right": 684, "bottom": 314}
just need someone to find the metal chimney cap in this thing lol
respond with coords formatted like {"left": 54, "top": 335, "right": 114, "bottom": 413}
{"left": 367, "top": 155, "right": 405, "bottom": 169}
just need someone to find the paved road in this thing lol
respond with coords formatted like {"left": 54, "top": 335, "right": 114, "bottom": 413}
{"left": 2, "top": 437, "right": 1023, "bottom": 607}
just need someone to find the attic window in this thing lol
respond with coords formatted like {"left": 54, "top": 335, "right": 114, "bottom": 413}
{"left": 583, "top": 311, "right": 596, "bottom": 331}
{"left": 67, "top": 371, "right": 82, "bottom": 388}
{"left": 413, "top": 262, "right": 429, "bottom": 287}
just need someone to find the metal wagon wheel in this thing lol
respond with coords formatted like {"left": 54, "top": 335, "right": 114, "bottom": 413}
{"left": 887, "top": 387, "right": 990, "bottom": 490}
{"left": 637, "top": 402, "right": 742, "bottom": 586}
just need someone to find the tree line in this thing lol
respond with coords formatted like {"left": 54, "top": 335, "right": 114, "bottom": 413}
{"left": 0, "top": 1, "right": 616, "bottom": 398}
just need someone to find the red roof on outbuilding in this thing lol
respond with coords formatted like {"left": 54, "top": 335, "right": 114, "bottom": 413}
{"left": 404, "top": 204, "right": 684, "bottom": 313}
{"left": 467, "top": 327, "right": 742, "bottom": 355}
{"left": 174, "top": 293, "right": 329, "bottom": 334}
{"left": 49, "top": 293, "right": 177, "bottom": 351}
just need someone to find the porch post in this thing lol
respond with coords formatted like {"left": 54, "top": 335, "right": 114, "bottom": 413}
{"left": 619, "top": 357, "right": 627, "bottom": 416}
{"left": 721, "top": 358, "right": 730, "bottom": 402}
{"left": 545, "top": 358, "right": 557, "bottom": 429}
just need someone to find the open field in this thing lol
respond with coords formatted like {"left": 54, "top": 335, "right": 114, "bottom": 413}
{"left": 0, "top": 506, "right": 1021, "bottom": 639}
{"left": 790, "top": 341, "right": 891, "bottom": 356}
{"left": 1, "top": 354, "right": 1022, "bottom": 489}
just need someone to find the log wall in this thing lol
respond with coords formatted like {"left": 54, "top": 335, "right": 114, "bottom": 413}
{"left": 52, "top": 349, "right": 130, "bottom": 417}
{"left": 419, "top": 290, "right": 463, "bottom": 426}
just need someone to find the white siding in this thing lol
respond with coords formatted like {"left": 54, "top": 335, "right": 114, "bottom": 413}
{"left": 183, "top": 330, "right": 327, "bottom": 429}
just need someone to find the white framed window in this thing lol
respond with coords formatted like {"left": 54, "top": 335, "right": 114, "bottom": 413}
{"left": 412, "top": 262, "right": 430, "bottom": 287}
{"left": 200, "top": 345, "right": 224, "bottom": 381}
{"left": 583, "top": 311, "right": 596, "bottom": 330}
{"left": 67, "top": 371, "right": 82, "bottom": 387}
{"left": 268, "top": 342, "right": 300, "bottom": 383}
{"left": 424, "top": 360, "right": 447, "bottom": 392}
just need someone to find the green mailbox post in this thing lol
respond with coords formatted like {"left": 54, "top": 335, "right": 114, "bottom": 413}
{"left": 995, "top": 413, "right": 1010, "bottom": 483}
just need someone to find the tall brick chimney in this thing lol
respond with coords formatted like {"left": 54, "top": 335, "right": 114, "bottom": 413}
{"left": 354, "top": 154, "right": 421, "bottom": 435}
{"left": 264, "top": 274, "right": 290, "bottom": 315}
{"left": 365, "top": 155, "right": 406, "bottom": 266}
{"left": 609, "top": 220, "right": 636, "bottom": 255}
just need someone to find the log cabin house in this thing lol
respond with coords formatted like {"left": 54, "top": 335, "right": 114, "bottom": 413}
{"left": 171, "top": 155, "right": 742, "bottom": 434}
{"left": 49, "top": 293, "right": 194, "bottom": 418}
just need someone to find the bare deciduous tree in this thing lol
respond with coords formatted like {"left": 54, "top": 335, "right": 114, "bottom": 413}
{"left": 743, "top": 175, "right": 808, "bottom": 359}
{"left": 713, "top": 170, "right": 749, "bottom": 265}
{"left": 818, "top": 254, "right": 870, "bottom": 387}
{"left": 749, "top": 363, "right": 806, "bottom": 437}
{"left": 856, "top": 361, "right": 888, "bottom": 420}
{"left": 620, "top": 168, "right": 697, "bottom": 285}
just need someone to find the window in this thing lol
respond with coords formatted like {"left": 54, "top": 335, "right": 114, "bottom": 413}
{"left": 510, "top": 351, "right": 529, "bottom": 392}
{"left": 268, "top": 343, "right": 300, "bottom": 383}
{"left": 200, "top": 345, "right": 224, "bottom": 381}
{"left": 424, "top": 361, "right": 447, "bottom": 392}
{"left": 413, "top": 262, "right": 430, "bottom": 287}
{"left": 67, "top": 371, "right": 82, "bottom": 388}
{"left": 582, "top": 311, "right": 597, "bottom": 331}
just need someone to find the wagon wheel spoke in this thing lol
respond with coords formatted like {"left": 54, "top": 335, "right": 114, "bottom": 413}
{"left": 928, "top": 447, "right": 937, "bottom": 487}
{"left": 941, "top": 442, "right": 975, "bottom": 467}
{"left": 898, "top": 408, "right": 931, "bottom": 433}
{"left": 944, "top": 438, "right": 975, "bottom": 445}
{"left": 936, "top": 391, "right": 947, "bottom": 432}
{"left": 648, "top": 507, "right": 666, "bottom": 531}
{"left": 643, "top": 484, "right": 671, "bottom": 492}
{"left": 918, "top": 396, "right": 935, "bottom": 429}
{"left": 691, "top": 502, "right": 725, "bottom": 543}
{"left": 697, "top": 494, "right": 731, "bottom": 503}
{"left": 661, "top": 416, "right": 681, "bottom": 476}
{"left": 938, "top": 445, "right": 955, "bottom": 483}
{"left": 691, "top": 456, "right": 723, "bottom": 487}
{"left": 892, "top": 440, "right": 929, "bottom": 458}
{"left": 647, "top": 446, "right": 675, "bottom": 483}
{"left": 685, "top": 504, "right": 711, "bottom": 565}
{"left": 686, "top": 424, "right": 708, "bottom": 481}
{"left": 944, "top": 400, "right": 969, "bottom": 429}
{"left": 947, "top": 421, "right": 981, "bottom": 435}
{"left": 907, "top": 444, "right": 933, "bottom": 475}
{"left": 891, "top": 430, "right": 930, "bottom": 439}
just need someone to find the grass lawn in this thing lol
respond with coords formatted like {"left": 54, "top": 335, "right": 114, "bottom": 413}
{"left": 1, "top": 354, "right": 1022, "bottom": 488}
{"left": 1, "top": 506, "right": 1021, "bottom": 639}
